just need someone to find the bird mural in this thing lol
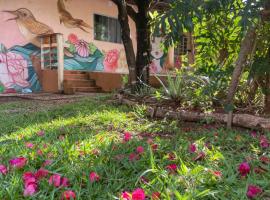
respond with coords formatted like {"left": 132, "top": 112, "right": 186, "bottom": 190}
{"left": 3, "top": 8, "right": 53, "bottom": 46}
{"left": 57, "top": 0, "right": 92, "bottom": 33}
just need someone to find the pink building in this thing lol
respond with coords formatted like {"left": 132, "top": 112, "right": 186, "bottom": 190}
{"left": 0, "top": 0, "right": 191, "bottom": 93}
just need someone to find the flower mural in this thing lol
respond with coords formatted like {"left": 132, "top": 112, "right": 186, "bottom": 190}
{"left": 103, "top": 49, "right": 119, "bottom": 72}
{"left": 0, "top": 51, "right": 29, "bottom": 90}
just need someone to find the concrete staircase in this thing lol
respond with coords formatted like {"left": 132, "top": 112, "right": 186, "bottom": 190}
{"left": 63, "top": 71, "right": 101, "bottom": 94}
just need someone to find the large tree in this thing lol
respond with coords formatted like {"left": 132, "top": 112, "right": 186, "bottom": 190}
{"left": 111, "top": 0, "right": 170, "bottom": 91}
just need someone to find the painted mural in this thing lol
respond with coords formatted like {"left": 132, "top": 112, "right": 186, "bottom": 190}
{"left": 0, "top": 43, "right": 41, "bottom": 93}
{"left": 57, "top": 0, "right": 92, "bottom": 33}
{"left": 0, "top": 0, "right": 167, "bottom": 93}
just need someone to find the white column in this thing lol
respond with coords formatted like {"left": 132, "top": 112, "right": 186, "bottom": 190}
{"left": 56, "top": 34, "right": 64, "bottom": 92}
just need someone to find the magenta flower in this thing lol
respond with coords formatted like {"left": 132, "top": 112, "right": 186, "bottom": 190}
{"left": 25, "top": 142, "right": 34, "bottom": 149}
{"left": 89, "top": 172, "right": 100, "bottom": 182}
{"left": 22, "top": 172, "right": 38, "bottom": 197}
{"left": 166, "top": 164, "right": 178, "bottom": 173}
{"left": 151, "top": 144, "right": 158, "bottom": 151}
{"left": 246, "top": 185, "right": 262, "bottom": 199}
{"left": 260, "top": 135, "right": 269, "bottom": 148}
{"left": 75, "top": 40, "right": 90, "bottom": 58}
{"left": 238, "top": 162, "right": 250, "bottom": 177}
{"left": 49, "top": 174, "right": 61, "bottom": 187}
{"left": 136, "top": 146, "right": 144, "bottom": 154}
{"left": 35, "top": 168, "right": 48, "bottom": 180}
{"left": 132, "top": 188, "right": 146, "bottom": 200}
{"left": 0, "top": 165, "right": 8, "bottom": 175}
{"left": 61, "top": 177, "right": 70, "bottom": 187}
{"left": 189, "top": 143, "right": 197, "bottom": 153}
{"left": 9, "top": 157, "right": 27, "bottom": 168}
{"left": 37, "top": 130, "right": 45, "bottom": 136}
{"left": 129, "top": 153, "right": 139, "bottom": 161}
{"left": 121, "top": 191, "right": 131, "bottom": 200}
{"left": 42, "top": 159, "right": 53, "bottom": 167}
{"left": 250, "top": 130, "right": 257, "bottom": 138}
{"left": 23, "top": 183, "right": 38, "bottom": 197}
{"left": 123, "top": 132, "right": 132, "bottom": 142}
{"left": 61, "top": 190, "right": 76, "bottom": 200}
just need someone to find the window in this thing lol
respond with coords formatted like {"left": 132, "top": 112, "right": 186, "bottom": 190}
{"left": 94, "top": 14, "right": 121, "bottom": 43}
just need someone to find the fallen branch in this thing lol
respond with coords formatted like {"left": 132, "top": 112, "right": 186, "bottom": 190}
{"left": 118, "top": 96, "right": 270, "bottom": 131}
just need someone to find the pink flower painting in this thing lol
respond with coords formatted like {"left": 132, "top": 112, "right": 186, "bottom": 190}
{"left": 68, "top": 34, "right": 79, "bottom": 45}
{"left": 103, "top": 49, "right": 119, "bottom": 72}
{"left": 75, "top": 40, "right": 90, "bottom": 58}
{"left": 0, "top": 52, "right": 29, "bottom": 90}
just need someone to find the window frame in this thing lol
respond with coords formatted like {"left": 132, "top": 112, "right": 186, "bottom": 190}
{"left": 93, "top": 13, "right": 122, "bottom": 44}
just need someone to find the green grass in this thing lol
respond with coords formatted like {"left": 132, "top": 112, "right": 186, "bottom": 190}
{"left": 0, "top": 95, "right": 269, "bottom": 199}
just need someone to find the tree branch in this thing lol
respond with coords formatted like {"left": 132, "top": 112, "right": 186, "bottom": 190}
{"left": 126, "top": 4, "right": 138, "bottom": 22}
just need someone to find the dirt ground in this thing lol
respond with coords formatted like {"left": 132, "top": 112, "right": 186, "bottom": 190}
{"left": 0, "top": 93, "right": 103, "bottom": 104}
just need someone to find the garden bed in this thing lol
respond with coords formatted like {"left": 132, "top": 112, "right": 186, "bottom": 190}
{"left": 117, "top": 93, "right": 270, "bottom": 131}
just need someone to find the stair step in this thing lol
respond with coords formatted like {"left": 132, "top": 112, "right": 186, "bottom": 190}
{"left": 72, "top": 86, "right": 102, "bottom": 93}
{"left": 64, "top": 73, "right": 89, "bottom": 80}
{"left": 64, "top": 79, "right": 96, "bottom": 87}
{"left": 64, "top": 70, "right": 88, "bottom": 75}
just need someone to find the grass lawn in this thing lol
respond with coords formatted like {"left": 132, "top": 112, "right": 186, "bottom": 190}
{"left": 0, "top": 95, "right": 269, "bottom": 200}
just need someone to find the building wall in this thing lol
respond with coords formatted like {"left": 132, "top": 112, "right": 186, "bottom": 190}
{"left": 0, "top": 0, "right": 172, "bottom": 94}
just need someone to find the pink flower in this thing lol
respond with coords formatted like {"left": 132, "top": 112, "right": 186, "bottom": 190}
{"left": 250, "top": 130, "right": 257, "bottom": 138}
{"left": 61, "top": 190, "right": 76, "bottom": 200}
{"left": 42, "top": 159, "right": 53, "bottom": 167}
{"left": 23, "top": 183, "right": 38, "bottom": 197}
{"left": 238, "top": 162, "right": 250, "bottom": 177}
{"left": 49, "top": 174, "right": 62, "bottom": 187}
{"left": 61, "top": 177, "right": 70, "bottom": 187}
{"left": 259, "top": 156, "right": 270, "bottom": 164}
{"left": 9, "top": 157, "right": 27, "bottom": 168}
{"left": 152, "top": 192, "right": 161, "bottom": 200}
{"left": 25, "top": 142, "right": 34, "bottom": 149}
{"left": 132, "top": 188, "right": 146, "bottom": 200}
{"left": 189, "top": 143, "right": 197, "bottom": 153}
{"left": 246, "top": 185, "right": 262, "bottom": 199}
{"left": 89, "top": 172, "right": 100, "bottom": 182}
{"left": 129, "top": 153, "right": 139, "bottom": 161}
{"left": 35, "top": 168, "right": 48, "bottom": 180}
{"left": 75, "top": 40, "right": 90, "bottom": 57}
{"left": 211, "top": 170, "right": 222, "bottom": 178}
{"left": 136, "top": 146, "right": 144, "bottom": 154}
{"left": 260, "top": 135, "right": 269, "bottom": 148}
{"left": 121, "top": 191, "right": 131, "bottom": 200}
{"left": 151, "top": 144, "right": 158, "bottom": 151}
{"left": 23, "top": 172, "right": 36, "bottom": 184}
{"left": 123, "top": 132, "right": 132, "bottom": 142}
{"left": 37, "top": 149, "right": 43, "bottom": 156}
{"left": 68, "top": 33, "right": 79, "bottom": 45}
{"left": 0, "top": 52, "right": 29, "bottom": 88}
{"left": 103, "top": 49, "right": 119, "bottom": 72}
{"left": 0, "top": 165, "right": 8, "bottom": 175}
{"left": 37, "top": 130, "right": 45, "bottom": 136}
{"left": 166, "top": 164, "right": 177, "bottom": 173}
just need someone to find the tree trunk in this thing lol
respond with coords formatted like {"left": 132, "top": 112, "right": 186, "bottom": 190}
{"left": 112, "top": 0, "right": 137, "bottom": 90}
{"left": 135, "top": 1, "right": 151, "bottom": 86}
{"left": 226, "top": 26, "right": 257, "bottom": 128}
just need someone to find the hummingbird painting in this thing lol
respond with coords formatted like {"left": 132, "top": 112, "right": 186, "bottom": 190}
{"left": 3, "top": 8, "right": 53, "bottom": 46}
{"left": 57, "top": 0, "right": 92, "bottom": 33}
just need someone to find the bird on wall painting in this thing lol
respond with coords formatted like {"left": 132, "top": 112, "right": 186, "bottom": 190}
{"left": 3, "top": 8, "right": 53, "bottom": 46}
{"left": 57, "top": 0, "right": 92, "bottom": 33}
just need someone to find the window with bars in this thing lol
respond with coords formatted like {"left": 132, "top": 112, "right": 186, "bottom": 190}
{"left": 94, "top": 14, "right": 121, "bottom": 44}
